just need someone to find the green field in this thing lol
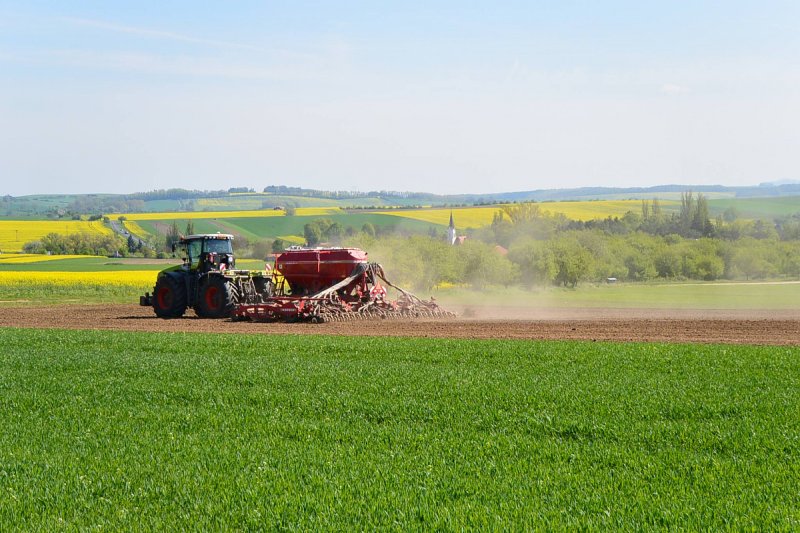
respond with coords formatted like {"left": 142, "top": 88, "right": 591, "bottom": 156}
{"left": 442, "top": 281, "right": 800, "bottom": 310}
{"left": 0, "top": 257, "right": 266, "bottom": 304}
{"left": 1, "top": 328, "right": 798, "bottom": 529}
{"left": 0, "top": 257, "right": 174, "bottom": 273}
{"left": 195, "top": 193, "right": 397, "bottom": 210}
{"left": 135, "top": 213, "right": 441, "bottom": 243}
{"left": 0, "top": 257, "right": 264, "bottom": 273}
{"left": 708, "top": 196, "right": 800, "bottom": 219}
{"left": 2, "top": 253, "right": 799, "bottom": 309}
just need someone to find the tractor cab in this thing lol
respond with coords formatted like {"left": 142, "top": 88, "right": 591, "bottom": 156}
{"left": 143, "top": 232, "right": 272, "bottom": 319}
{"left": 177, "top": 234, "right": 236, "bottom": 273}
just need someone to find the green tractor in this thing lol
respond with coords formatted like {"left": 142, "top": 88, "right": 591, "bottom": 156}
{"left": 140, "top": 233, "right": 272, "bottom": 318}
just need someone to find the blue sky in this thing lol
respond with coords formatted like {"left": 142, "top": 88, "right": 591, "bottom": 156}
{"left": 1, "top": 1, "right": 799, "bottom": 195}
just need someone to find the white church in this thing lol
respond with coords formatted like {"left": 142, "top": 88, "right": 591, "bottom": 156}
{"left": 447, "top": 212, "right": 466, "bottom": 245}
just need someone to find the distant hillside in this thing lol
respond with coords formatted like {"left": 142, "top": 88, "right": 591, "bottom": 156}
{"left": 492, "top": 183, "right": 800, "bottom": 202}
{"left": 2, "top": 182, "right": 799, "bottom": 218}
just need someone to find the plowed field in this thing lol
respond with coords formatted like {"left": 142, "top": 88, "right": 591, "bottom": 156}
{"left": 1, "top": 304, "right": 799, "bottom": 345}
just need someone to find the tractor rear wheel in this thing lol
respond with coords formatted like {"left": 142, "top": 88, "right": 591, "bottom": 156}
{"left": 196, "top": 276, "right": 239, "bottom": 318}
{"left": 153, "top": 274, "right": 187, "bottom": 318}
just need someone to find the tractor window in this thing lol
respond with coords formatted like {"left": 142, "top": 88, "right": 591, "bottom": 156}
{"left": 204, "top": 239, "right": 233, "bottom": 254}
{"left": 187, "top": 240, "right": 202, "bottom": 268}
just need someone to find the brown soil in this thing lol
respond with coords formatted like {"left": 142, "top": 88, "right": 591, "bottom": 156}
{"left": 1, "top": 304, "right": 799, "bottom": 345}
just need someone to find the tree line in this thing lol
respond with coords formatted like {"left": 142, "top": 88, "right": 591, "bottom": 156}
{"left": 315, "top": 194, "right": 800, "bottom": 291}
{"left": 342, "top": 232, "right": 800, "bottom": 292}
{"left": 20, "top": 192, "right": 800, "bottom": 290}
{"left": 23, "top": 233, "right": 128, "bottom": 257}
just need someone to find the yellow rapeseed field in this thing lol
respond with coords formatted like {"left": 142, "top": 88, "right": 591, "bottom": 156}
{"left": 295, "top": 207, "right": 342, "bottom": 216}
{"left": 0, "top": 270, "right": 154, "bottom": 288}
{"left": 0, "top": 221, "right": 113, "bottom": 252}
{"left": 276, "top": 235, "right": 306, "bottom": 244}
{"left": 118, "top": 207, "right": 342, "bottom": 221}
{"left": 539, "top": 200, "right": 676, "bottom": 220}
{"left": 0, "top": 254, "right": 99, "bottom": 264}
{"left": 379, "top": 207, "right": 498, "bottom": 228}
{"left": 121, "top": 220, "right": 149, "bottom": 238}
{"left": 379, "top": 200, "right": 675, "bottom": 227}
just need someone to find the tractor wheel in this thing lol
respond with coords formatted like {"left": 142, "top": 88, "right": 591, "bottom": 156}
{"left": 196, "top": 276, "right": 239, "bottom": 318}
{"left": 153, "top": 273, "right": 187, "bottom": 318}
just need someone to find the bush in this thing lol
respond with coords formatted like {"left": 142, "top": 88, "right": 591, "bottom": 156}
{"left": 23, "top": 232, "right": 127, "bottom": 256}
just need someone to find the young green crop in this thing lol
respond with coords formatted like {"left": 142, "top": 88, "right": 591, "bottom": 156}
{"left": 0, "top": 329, "right": 798, "bottom": 529}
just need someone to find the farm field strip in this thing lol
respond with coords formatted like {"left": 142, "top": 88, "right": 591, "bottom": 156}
{"left": 380, "top": 206, "right": 498, "bottom": 227}
{"left": 379, "top": 200, "right": 679, "bottom": 227}
{"left": 2, "top": 304, "right": 799, "bottom": 344}
{"left": 275, "top": 234, "right": 305, "bottom": 244}
{"left": 3, "top": 199, "right": 687, "bottom": 246}
{"left": 1, "top": 261, "right": 798, "bottom": 310}
{"left": 130, "top": 212, "right": 439, "bottom": 242}
{"left": 120, "top": 220, "right": 148, "bottom": 239}
{"left": 195, "top": 194, "right": 394, "bottom": 209}
{"left": 0, "top": 220, "right": 113, "bottom": 252}
{"left": 538, "top": 199, "right": 679, "bottom": 220}
{"left": 439, "top": 281, "right": 800, "bottom": 310}
{"left": 0, "top": 328, "right": 798, "bottom": 529}
{"left": 708, "top": 195, "right": 800, "bottom": 218}
{"left": 0, "top": 253, "right": 100, "bottom": 264}
{"left": 0, "top": 270, "right": 155, "bottom": 287}
{"left": 118, "top": 207, "right": 343, "bottom": 221}
{"left": 0, "top": 255, "right": 179, "bottom": 272}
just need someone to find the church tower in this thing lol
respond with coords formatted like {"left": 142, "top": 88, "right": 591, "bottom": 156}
{"left": 448, "top": 211, "right": 456, "bottom": 245}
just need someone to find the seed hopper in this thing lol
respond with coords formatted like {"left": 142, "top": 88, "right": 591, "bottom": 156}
{"left": 233, "top": 247, "right": 454, "bottom": 323}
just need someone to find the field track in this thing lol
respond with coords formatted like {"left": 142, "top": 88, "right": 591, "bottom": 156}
{"left": 2, "top": 304, "right": 799, "bottom": 345}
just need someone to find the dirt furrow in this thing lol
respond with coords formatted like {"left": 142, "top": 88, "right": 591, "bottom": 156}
{"left": 1, "top": 304, "right": 799, "bottom": 345}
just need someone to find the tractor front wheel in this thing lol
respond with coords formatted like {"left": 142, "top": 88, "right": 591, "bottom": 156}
{"left": 196, "top": 276, "right": 238, "bottom": 318}
{"left": 153, "top": 274, "right": 187, "bottom": 318}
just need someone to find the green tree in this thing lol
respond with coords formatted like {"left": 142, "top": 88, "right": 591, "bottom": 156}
{"left": 249, "top": 240, "right": 272, "bottom": 260}
{"left": 679, "top": 191, "right": 696, "bottom": 235}
{"left": 361, "top": 223, "right": 376, "bottom": 237}
{"left": 651, "top": 198, "right": 662, "bottom": 218}
{"left": 723, "top": 206, "right": 739, "bottom": 222}
{"left": 499, "top": 202, "right": 541, "bottom": 225}
{"left": 751, "top": 220, "right": 778, "bottom": 240}
{"left": 325, "top": 222, "right": 344, "bottom": 242}
{"left": 272, "top": 238, "right": 289, "bottom": 253}
{"left": 624, "top": 251, "right": 657, "bottom": 281}
{"left": 458, "top": 242, "right": 518, "bottom": 289}
{"left": 781, "top": 245, "right": 800, "bottom": 278}
{"left": 681, "top": 240, "right": 725, "bottom": 280}
{"left": 508, "top": 240, "right": 556, "bottom": 286}
{"left": 165, "top": 222, "right": 181, "bottom": 252}
{"left": 732, "top": 247, "right": 773, "bottom": 280}
{"left": 654, "top": 248, "right": 681, "bottom": 278}
{"left": 304, "top": 223, "right": 323, "bottom": 246}
{"left": 24, "top": 232, "right": 127, "bottom": 256}
{"left": 691, "top": 194, "right": 714, "bottom": 237}
{"left": 550, "top": 238, "right": 592, "bottom": 287}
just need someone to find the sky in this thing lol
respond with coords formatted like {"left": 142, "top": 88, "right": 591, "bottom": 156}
{"left": 1, "top": 1, "right": 799, "bottom": 196}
